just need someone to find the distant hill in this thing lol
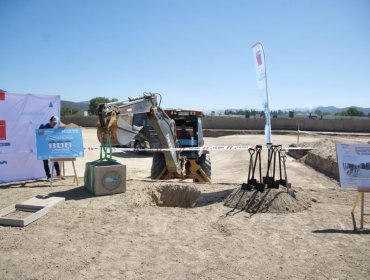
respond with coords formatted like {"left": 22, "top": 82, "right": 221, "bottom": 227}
{"left": 280, "top": 106, "right": 370, "bottom": 114}
{"left": 61, "top": 101, "right": 370, "bottom": 116}
{"left": 314, "top": 106, "right": 370, "bottom": 114}
{"left": 61, "top": 100, "right": 89, "bottom": 112}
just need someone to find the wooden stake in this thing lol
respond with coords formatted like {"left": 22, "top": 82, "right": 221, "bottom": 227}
{"left": 297, "top": 122, "right": 300, "bottom": 145}
{"left": 351, "top": 188, "right": 370, "bottom": 229}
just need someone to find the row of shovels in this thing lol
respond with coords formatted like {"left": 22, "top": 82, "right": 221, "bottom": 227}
{"left": 241, "top": 144, "right": 292, "bottom": 193}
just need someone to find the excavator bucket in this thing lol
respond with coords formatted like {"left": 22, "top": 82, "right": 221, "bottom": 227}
{"left": 151, "top": 154, "right": 211, "bottom": 183}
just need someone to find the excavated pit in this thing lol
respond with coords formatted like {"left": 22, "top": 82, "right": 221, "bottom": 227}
{"left": 133, "top": 184, "right": 201, "bottom": 208}
{"left": 224, "top": 187, "right": 311, "bottom": 213}
{"left": 288, "top": 139, "right": 367, "bottom": 180}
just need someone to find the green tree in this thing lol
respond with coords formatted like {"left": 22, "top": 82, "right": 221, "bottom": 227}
{"left": 88, "top": 97, "right": 112, "bottom": 115}
{"left": 346, "top": 107, "right": 364, "bottom": 116}
{"left": 61, "top": 107, "right": 79, "bottom": 116}
{"left": 337, "top": 107, "right": 365, "bottom": 117}
{"left": 314, "top": 109, "right": 322, "bottom": 116}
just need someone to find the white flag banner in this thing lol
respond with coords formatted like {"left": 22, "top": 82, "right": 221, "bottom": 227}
{"left": 0, "top": 91, "right": 60, "bottom": 183}
{"left": 252, "top": 42, "right": 272, "bottom": 144}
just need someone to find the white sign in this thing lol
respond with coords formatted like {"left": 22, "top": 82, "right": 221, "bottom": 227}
{"left": 336, "top": 143, "right": 370, "bottom": 188}
{"left": 252, "top": 42, "right": 271, "bottom": 144}
{"left": 0, "top": 91, "right": 60, "bottom": 183}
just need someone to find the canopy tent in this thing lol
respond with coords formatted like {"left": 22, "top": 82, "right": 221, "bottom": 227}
{"left": 0, "top": 91, "right": 60, "bottom": 183}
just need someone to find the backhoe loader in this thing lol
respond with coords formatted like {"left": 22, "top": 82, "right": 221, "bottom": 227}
{"left": 97, "top": 92, "right": 211, "bottom": 182}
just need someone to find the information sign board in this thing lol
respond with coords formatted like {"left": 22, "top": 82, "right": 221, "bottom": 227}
{"left": 336, "top": 143, "right": 370, "bottom": 188}
{"left": 36, "top": 128, "right": 84, "bottom": 159}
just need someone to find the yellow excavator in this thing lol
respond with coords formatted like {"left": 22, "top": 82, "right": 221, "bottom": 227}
{"left": 97, "top": 92, "right": 211, "bottom": 183}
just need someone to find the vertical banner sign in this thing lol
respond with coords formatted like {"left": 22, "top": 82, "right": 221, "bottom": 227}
{"left": 252, "top": 42, "right": 272, "bottom": 144}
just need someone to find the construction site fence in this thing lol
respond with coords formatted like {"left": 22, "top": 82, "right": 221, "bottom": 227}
{"left": 61, "top": 116, "right": 370, "bottom": 133}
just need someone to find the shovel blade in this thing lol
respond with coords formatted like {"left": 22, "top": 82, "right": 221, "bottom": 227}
{"left": 255, "top": 182, "right": 265, "bottom": 192}
{"left": 248, "top": 178, "right": 258, "bottom": 186}
{"left": 263, "top": 176, "right": 275, "bottom": 188}
{"left": 278, "top": 179, "right": 287, "bottom": 187}
{"left": 271, "top": 180, "right": 280, "bottom": 189}
{"left": 241, "top": 183, "right": 253, "bottom": 191}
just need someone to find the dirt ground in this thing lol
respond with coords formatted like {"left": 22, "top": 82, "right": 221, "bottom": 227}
{"left": 0, "top": 128, "right": 369, "bottom": 279}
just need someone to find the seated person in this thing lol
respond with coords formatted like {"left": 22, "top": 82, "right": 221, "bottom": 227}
{"left": 176, "top": 123, "right": 191, "bottom": 139}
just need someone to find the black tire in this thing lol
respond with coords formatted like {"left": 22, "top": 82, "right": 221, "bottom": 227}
{"left": 151, "top": 152, "right": 167, "bottom": 179}
{"left": 198, "top": 153, "right": 211, "bottom": 178}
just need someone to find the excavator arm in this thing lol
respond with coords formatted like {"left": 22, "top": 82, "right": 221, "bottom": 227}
{"left": 97, "top": 93, "right": 183, "bottom": 178}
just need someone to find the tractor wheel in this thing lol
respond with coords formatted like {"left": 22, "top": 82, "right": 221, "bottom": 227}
{"left": 198, "top": 153, "right": 211, "bottom": 178}
{"left": 151, "top": 152, "right": 167, "bottom": 179}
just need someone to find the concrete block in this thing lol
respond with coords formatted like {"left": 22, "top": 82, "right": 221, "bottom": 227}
{"left": 85, "top": 162, "right": 126, "bottom": 196}
{"left": 0, "top": 196, "right": 65, "bottom": 227}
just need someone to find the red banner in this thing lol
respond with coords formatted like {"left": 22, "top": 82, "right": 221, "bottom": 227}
{"left": 0, "top": 120, "right": 6, "bottom": 140}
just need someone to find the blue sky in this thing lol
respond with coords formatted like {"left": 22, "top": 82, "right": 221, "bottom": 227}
{"left": 1, "top": 0, "right": 369, "bottom": 111}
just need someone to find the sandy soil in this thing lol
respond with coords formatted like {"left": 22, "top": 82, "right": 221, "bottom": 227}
{"left": 0, "top": 128, "right": 369, "bottom": 279}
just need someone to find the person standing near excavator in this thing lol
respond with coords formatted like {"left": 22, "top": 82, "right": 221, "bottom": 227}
{"left": 39, "top": 116, "right": 61, "bottom": 181}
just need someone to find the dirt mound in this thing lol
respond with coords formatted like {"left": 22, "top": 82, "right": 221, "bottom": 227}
{"left": 133, "top": 184, "right": 201, "bottom": 208}
{"left": 288, "top": 139, "right": 368, "bottom": 180}
{"left": 287, "top": 141, "right": 319, "bottom": 159}
{"left": 288, "top": 140, "right": 339, "bottom": 180}
{"left": 224, "top": 187, "right": 310, "bottom": 213}
{"left": 59, "top": 122, "right": 80, "bottom": 128}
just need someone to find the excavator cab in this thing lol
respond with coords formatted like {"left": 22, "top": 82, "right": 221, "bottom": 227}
{"left": 166, "top": 109, "right": 204, "bottom": 158}
{"left": 165, "top": 109, "right": 211, "bottom": 181}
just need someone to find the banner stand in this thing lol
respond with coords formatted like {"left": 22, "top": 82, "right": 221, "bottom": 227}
{"left": 50, "top": 158, "right": 79, "bottom": 187}
{"left": 351, "top": 188, "right": 370, "bottom": 229}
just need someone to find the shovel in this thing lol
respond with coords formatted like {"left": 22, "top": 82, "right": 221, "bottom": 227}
{"left": 277, "top": 149, "right": 287, "bottom": 187}
{"left": 263, "top": 144, "right": 276, "bottom": 188}
{"left": 270, "top": 145, "right": 282, "bottom": 189}
{"left": 241, "top": 147, "right": 255, "bottom": 191}
{"left": 280, "top": 149, "right": 295, "bottom": 197}
{"left": 250, "top": 145, "right": 265, "bottom": 192}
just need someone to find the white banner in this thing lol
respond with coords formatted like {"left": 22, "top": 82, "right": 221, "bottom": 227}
{"left": 252, "top": 42, "right": 272, "bottom": 144}
{"left": 336, "top": 143, "right": 370, "bottom": 188}
{"left": 0, "top": 91, "right": 60, "bottom": 183}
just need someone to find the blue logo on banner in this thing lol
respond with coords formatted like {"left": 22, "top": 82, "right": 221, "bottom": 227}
{"left": 49, "top": 102, "right": 53, "bottom": 107}
{"left": 0, "top": 160, "right": 7, "bottom": 165}
{"left": 0, "top": 142, "right": 10, "bottom": 147}
{"left": 36, "top": 128, "right": 84, "bottom": 159}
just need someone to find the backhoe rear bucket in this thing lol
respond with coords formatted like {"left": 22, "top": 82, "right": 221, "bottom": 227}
{"left": 188, "top": 159, "right": 211, "bottom": 183}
